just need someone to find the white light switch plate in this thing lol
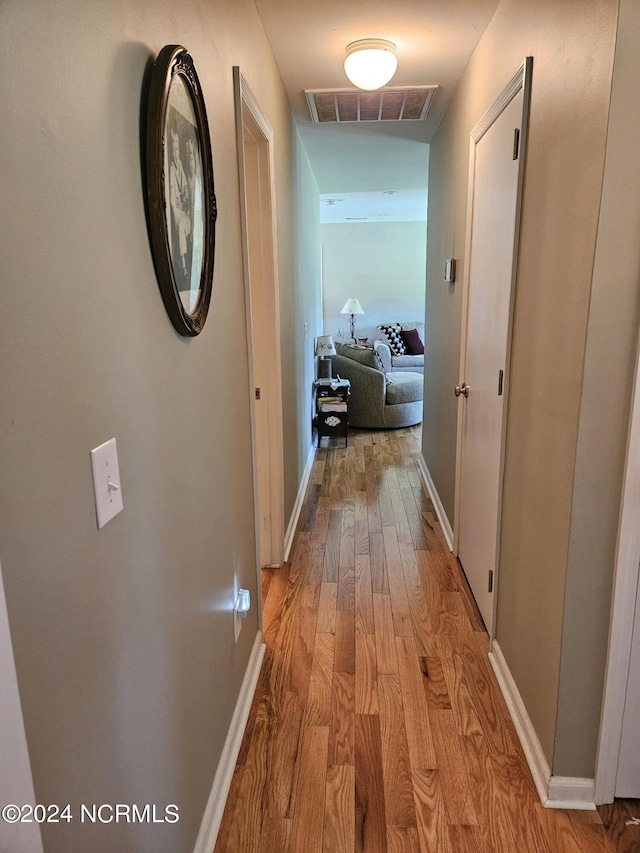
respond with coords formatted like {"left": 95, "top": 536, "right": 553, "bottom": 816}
{"left": 90, "top": 438, "right": 123, "bottom": 529}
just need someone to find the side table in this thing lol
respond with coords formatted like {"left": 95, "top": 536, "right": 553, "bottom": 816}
{"left": 315, "top": 378, "right": 350, "bottom": 447}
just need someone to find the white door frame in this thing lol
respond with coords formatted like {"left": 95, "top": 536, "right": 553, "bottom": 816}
{"left": 595, "top": 328, "right": 640, "bottom": 803}
{"left": 0, "top": 559, "right": 43, "bottom": 853}
{"left": 233, "top": 67, "right": 285, "bottom": 591}
{"left": 453, "top": 58, "right": 533, "bottom": 636}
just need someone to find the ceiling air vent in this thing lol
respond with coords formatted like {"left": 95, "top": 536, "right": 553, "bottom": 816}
{"left": 305, "top": 86, "right": 437, "bottom": 124}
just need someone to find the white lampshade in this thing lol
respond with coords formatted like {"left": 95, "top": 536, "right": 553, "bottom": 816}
{"left": 344, "top": 39, "right": 398, "bottom": 91}
{"left": 340, "top": 298, "right": 365, "bottom": 316}
{"left": 315, "top": 335, "right": 336, "bottom": 356}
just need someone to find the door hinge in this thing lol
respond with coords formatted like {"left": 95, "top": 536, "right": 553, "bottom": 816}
{"left": 513, "top": 128, "right": 521, "bottom": 160}
{"left": 488, "top": 570, "right": 494, "bottom": 593}
{"left": 255, "top": 387, "right": 261, "bottom": 400}
{"left": 498, "top": 369, "right": 504, "bottom": 396}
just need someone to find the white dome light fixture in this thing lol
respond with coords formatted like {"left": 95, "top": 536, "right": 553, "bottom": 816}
{"left": 344, "top": 39, "right": 398, "bottom": 91}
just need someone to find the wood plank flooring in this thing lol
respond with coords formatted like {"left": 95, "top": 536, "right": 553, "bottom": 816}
{"left": 598, "top": 799, "right": 640, "bottom": 853}
{"left": 214, "top": 425, "right": 619, "bottom": 853}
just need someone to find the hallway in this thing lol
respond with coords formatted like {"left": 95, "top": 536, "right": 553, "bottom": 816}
{"left": 214, "top": 426, "right": 617, "bottom": 852}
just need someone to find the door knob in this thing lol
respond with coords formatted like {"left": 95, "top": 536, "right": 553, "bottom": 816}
{"left": 454, "top": 382, "right": 469, "bottom": 398}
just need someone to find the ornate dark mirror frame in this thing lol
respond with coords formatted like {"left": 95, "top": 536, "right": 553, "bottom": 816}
{"left": 145, "top": 45, "right": 217, "bottom": 336}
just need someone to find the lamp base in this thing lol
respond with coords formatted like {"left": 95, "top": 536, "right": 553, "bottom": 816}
{"left": 318, "top": 358, "right": 332, "bottom": 379}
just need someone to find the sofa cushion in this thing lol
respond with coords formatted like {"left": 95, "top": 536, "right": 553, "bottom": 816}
{"left": 378, "top": 323, "right": 407, "bottom": 355}
{"left": 335, "top": 342, "right": 385, "bottom": 372}
{"left": 385, "top": 372, "right": 423, "bottom": 405}
{"left": 400, "top": 328, "right": 424, "bottom": 355}
{"left": 391, "top": 354, "right": 424, "bottom": 369}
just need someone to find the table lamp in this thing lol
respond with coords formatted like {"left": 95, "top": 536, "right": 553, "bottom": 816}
{"left": 315, "top": 334, "right": 336, "bottom": 379}
{"left": 341, "top": 298, "right": 364, "bottom": 342}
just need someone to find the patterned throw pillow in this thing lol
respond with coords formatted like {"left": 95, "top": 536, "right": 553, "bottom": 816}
{"left": 377, "top": 323, "right": 407, "bottom": 356}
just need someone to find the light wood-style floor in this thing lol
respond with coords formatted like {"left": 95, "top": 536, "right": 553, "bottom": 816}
{"left": 214, "top": 425, "right": 621, "bottom": 852}
{"left": 598, "top": 799, "right": 640, "bottom": 853}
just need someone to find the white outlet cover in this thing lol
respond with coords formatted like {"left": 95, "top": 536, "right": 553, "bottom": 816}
{"left": 90, "top": 438, "right": 123, "bottom": 529}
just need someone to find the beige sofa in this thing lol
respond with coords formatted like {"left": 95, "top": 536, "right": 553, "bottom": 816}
{"left": 373, "top": 321, "right": 425, "bottom": 374}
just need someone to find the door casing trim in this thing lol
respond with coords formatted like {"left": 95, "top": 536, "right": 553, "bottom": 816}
{"left": 233, "top": 67, "right": 285, "bottom": 586}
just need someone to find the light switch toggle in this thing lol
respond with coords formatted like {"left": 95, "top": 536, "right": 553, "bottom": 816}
{"left": 107, "top": 478, "right": 120, "bottom": 492}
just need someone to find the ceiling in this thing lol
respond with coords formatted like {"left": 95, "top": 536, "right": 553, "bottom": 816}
{"left": 255, "top": 0, "right": 499, "bottom": 201}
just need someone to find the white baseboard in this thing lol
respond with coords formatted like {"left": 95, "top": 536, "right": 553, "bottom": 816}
{"left": 284, "top": 442, "right": 316, "bottom": 562}
{"left": 489, "top": 640, "right": 596, "bottom": 810}
{"left": 489, "top": 640, "right": 551, "bottom": 804}
{"left": 417, "top": 454, "right": 454, "bottom": 551}
{"left": 546, "top": 776, "right": 596, "bottom": 810}
{"left": 193, "top": 631, "right": 266, "bottom": 853}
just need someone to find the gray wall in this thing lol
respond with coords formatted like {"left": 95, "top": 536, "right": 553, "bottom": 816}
{"left": 0, "top": 1, "right": 319, "bottom": 850}
{"left": 423, "top": 0, "right": 621, "bottom": 772}
{"left": 282, "top": 126, "right": 323, "bottom": 524}
{"left": 555, "top": 0, "right": 640, "bottom": 777}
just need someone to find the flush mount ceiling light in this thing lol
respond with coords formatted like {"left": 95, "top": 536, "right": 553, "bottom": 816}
{"left": 344, "top": 39, "right": 398, "bottom": 91}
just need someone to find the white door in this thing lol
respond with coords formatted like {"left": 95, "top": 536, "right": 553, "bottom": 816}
{"left": 0, "top": 560, "right": 44, "bottom": 853}
{"left": 234, "top": 69, "right": 285, "bottom": 572}
{"left": 595, "top": 325, "right": 640, "bottom": 803}
{"left": 610, "top": 325, "right": 640, "bottom": 799}
{"left": 611, "top": 337, "right": 640, "bottom": 798}
{"left": 243, "top": 133, "right": 275, "bottom": 567}
{"left": 456, "top": 61, "right": 532, "bottom": 635}
{"left": 616, "top": 570, "right": 640, "bottom": 796}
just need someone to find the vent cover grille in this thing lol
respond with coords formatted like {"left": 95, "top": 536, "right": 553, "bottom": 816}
{"left": 306, "top": 86, "right": 437, "bottom": 124}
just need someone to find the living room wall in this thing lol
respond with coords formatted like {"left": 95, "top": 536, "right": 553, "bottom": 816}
{"left": 321, "top": 220, "right": 427, "bottom": 344}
